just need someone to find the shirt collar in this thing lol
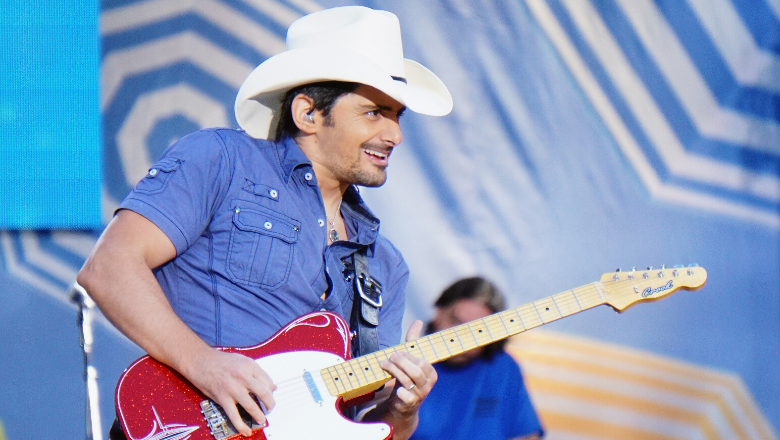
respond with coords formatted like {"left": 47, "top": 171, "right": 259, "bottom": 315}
{"left": 342, "top": 185, "right": 381, "bottom": 251}
{"left": 275, "top": 136, "right": 311, "bottom": 183}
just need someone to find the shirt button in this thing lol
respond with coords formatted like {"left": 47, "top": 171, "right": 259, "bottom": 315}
{"left": 304, "top": 172, "right": 313, "bottom": 181}
{"left": 269, "top": 189, "right": 278, "bottom": 198}
{"left": 264, "top": 221, "right": 272, "bottom": 229}
{"left": 148, "top": 169, "right": 158, "bottom": 177}
{"left": 318, "top": 219, "right": 325, "bottom": 227}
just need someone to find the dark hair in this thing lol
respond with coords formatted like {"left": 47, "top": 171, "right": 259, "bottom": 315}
{"left": 430, "top": 276, "right": 508, "bottom": 359}
{"left": 274, "top": 81, "right": 359, "bottom": 140}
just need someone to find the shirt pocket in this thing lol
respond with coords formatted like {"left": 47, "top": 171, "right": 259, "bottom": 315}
{"left": 134, "top": 157, "right": 182, "bottom": 194}
{"left": 226, "top": 201, "right": 300, "bottom": 290}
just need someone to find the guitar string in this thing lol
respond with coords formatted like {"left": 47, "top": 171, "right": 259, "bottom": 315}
{"left": 326, "top": 273, "right": 680, "bottom": 394}
{"left": 250, "top": 277, "right": 648, "bottom": 405}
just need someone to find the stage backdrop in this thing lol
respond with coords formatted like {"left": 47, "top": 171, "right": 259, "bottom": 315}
{"left": 0, "top": 0, "right": 778, "bottom": 439}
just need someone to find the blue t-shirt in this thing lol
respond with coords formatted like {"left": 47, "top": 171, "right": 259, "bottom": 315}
{"left": 119, "top": 128, "right": 409, "bottom": 349}
{"left": 412, "top": 351, "right": 543, "bottom": 440}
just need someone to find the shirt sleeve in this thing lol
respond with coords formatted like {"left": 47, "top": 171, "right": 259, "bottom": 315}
{"left": 119, "top": 129, "right": 231, "bottom": 255}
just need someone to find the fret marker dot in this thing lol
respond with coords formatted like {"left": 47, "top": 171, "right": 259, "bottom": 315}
{"left": 365, "top": 367, "right": 369, "bottom": 371}
{"left": 349, "top": 373, "right": 353, "bottom": 376}
{"left": 478, "top": 330, "right": 483, "bottom": 333}
{"left": 510, "top": 319, "right": 515, "bottom": 322}
{"left": 545, "top": 307, "right": 550, "bottom": 311}
{"left": 450, "top": 339, "right": 454, "bottom": 342}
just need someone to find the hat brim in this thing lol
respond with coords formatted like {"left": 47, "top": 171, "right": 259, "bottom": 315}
{"left": 235, "top": 47, "right": 453, "bottom": 139}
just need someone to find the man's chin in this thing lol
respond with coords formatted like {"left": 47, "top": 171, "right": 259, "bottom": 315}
{"left": 352, "top": 170, "right": 388, "bottom": 187}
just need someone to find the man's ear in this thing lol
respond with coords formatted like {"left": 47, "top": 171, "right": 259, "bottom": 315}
{"left": 291, "top": 94, "right": 317, "bottom": 134}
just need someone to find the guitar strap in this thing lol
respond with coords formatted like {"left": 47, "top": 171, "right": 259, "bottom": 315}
{"left": 349, "top": 248, "right": 382, "bottom": 359}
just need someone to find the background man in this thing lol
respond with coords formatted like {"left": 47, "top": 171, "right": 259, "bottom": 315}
{"left": 411, "top": 277, "right": 544, "bottom": 440}
{"left": 77, "top": 6, "right": 452, "bottom": 440}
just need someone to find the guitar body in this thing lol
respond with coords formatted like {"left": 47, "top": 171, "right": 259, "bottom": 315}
{"left": 115, "top": 312, "right": 392, "bottom": 440}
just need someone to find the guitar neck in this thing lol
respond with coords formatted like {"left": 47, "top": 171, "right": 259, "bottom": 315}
{"left": 321, "top": 281, "right": 608, "bottom": 400}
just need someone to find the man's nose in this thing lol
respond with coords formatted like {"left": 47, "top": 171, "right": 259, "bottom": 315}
{"left": 382, "top": 118, "right": 403, "bottom": 147}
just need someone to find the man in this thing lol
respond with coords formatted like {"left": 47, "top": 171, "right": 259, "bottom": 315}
{"left": 410, "top": 277, "right": 544, "bottom": 440}
{"left": 77, "top": 6, "right": 452, "bottom": 439}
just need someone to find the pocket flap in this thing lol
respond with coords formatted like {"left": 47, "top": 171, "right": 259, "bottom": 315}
{"left": 232, "top": 203, "right": 299, "bottom": 243}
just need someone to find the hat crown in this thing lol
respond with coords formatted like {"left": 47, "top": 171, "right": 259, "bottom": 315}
{"left": 286, "top": 6, "right": 405, "bottom": 79}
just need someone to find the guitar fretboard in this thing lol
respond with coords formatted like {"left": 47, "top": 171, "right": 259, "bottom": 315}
{"left": 320, "top": 282, "right": 607, "bottom": 399}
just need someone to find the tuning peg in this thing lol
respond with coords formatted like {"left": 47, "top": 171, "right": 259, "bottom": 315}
{"left": 647, "top": 266, "right": 653, "bottom": 270}
{"left": 615, "top": 268, "right": 621, "bottom": 272}
{"left": 661, "top": 264, "right": 666, "bottom": 269}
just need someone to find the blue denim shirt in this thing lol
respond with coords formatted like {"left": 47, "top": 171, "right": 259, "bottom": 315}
{"left": 120, "top": 129, "right": 409, "bottom": 349}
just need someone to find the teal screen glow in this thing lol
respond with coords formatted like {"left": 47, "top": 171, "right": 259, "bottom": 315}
{"left": 0, "top": 0, "right": 101, "bottom": 229}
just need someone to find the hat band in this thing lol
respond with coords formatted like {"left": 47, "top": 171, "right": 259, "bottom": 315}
{"left": 392, "top": 76, "right": 407, "bottom": 84}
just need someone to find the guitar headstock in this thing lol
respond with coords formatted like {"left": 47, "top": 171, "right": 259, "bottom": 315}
{"left": 599, "top": 265, "right": 707, "bottom": 312}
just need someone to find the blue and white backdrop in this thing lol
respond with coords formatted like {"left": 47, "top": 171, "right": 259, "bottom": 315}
{"left": 1, "top": 0, "right": 779, "bottom": 439}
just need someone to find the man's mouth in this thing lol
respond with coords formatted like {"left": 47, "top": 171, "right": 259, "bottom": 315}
{"left": 362, "top": 147, "right": 390, "bottom": 164}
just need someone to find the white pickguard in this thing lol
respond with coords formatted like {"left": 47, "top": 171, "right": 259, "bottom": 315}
{"left": 256, "top": 350, "right": 390, "bottom": 440}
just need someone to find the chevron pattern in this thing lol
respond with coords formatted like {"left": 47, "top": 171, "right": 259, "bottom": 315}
{"left": 527, "top": 0, "right": 780, "bottom": 227}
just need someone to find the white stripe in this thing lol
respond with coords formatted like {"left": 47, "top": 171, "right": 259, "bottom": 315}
{"left": 525, "top": 0, "right": 780, "bottom": 228}
{"left": 533, "top": 393, "right": 709, "bottom": 440}
{"left": 1, "top": 232, "right": 70, "bottom": 305}
{"left": 102, "top": 187, "right": 120, "bottom": 225}
{"left": 50, "top": 232, "right": 97, "bottom": 260}
{"left": 242, "top": 0, "right": 303, "bottom": 26}
{"left": 612, "top": 0, "right": 780, "bottom": 155}
{"left": 569, "top": 0, "right": 780, "bottom": 192}
{"left": 102, "top": 0, "right": 287, "bottom": 59}
{"left": 101, "top": 31, "right": 254, "bottom": 111}
{"left": 511, "top": 335, "right": 769, "bottom": 440}
{"left": 687, "top": 0, "right": 780, "bottom": 94}
{"left": 117, "top": 83, "right": 229, "bottom": 187}
{"left": 523, "top": 361, "right": 740, "bottom": 440}
{"left": 768, "top": 0, "right": 780, "bottom": 21}
{"left": 279, "top": 0, "right": 322, "bottom": 14}
{"left": 20, "top": 232, "right": 79, "bottom": 285}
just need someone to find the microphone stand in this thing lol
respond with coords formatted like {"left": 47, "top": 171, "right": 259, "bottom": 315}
{"left": 71, "top": 283, "right": 103, "bottom": 440}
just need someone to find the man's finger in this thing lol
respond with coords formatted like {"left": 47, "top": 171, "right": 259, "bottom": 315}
{"left": 218, "top": 397, "right": 253, "bottom": 437}
{"left": 405, "top": 320, "right": 424, "bottom": 342}
{"left": 235, "top": 390, "right": 267, "bottom": 433}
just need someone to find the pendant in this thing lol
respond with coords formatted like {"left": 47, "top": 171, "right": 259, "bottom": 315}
{"left": 329, "top": 228, "right": 339, "bottom": 243}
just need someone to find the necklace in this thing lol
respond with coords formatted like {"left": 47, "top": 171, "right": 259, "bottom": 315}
{"left": 327, "top": 198, "right": 343, "bottom": 243}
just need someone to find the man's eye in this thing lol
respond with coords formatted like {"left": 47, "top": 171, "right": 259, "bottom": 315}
{"left": 366, "top": 110, "right": 379, "bottom": 117}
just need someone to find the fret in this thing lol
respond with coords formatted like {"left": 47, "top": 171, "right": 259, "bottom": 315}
{"left": 406, "top": 339, "right": 428, "bottom": 361}
{"left": 425, "top": 334, "right": 441, "bottom": 360}
{"left": 552, "top": 292, "right": 578, "bottom": 316}
{"left": 335, "top": 361, "right": 357, "bottom": 390}
{"left": 465, "top": 322, "right": 486, "bottom": 347}
{"left": 592, "top": 282, "right": 607, "bottom": 303}
{"left": 482, "top": 317, "right": 495, "bottom": 341}
{"left": 322, "top": 367, "right": 344, "bottom": 395}
{"left": 465, "top": 322, "right": 480, "bottom": 348}
{"left": 571, "top": 289, "right": 583, "bottom": 309}
{"left": 511, "top": 308, "right": 527, "bottom": 331}
{"left": 440, "top": 328, "right": 465, "bottom": 355}
{"left": 354, "top": 356, "right": 376, "bottom": 383}
{"left": 495, "top": 313, "right": 511, "bottom": 337}
{"left": 434, "top": 331, "right": 453, "bottom": 357}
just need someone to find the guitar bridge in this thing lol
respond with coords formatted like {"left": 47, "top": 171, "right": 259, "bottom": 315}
{"left": 200, "top": 399, "right": 265, "bottom": 439}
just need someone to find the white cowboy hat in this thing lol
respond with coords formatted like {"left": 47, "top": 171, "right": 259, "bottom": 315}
{"left": 234, "top": 6, "right": 453, "bottom": 139}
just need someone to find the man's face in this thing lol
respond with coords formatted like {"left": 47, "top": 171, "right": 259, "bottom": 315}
{"left": 431, "top": 298, "right": 494, "bottom": 366}
{"left": 313, "top": 84, "right": 405, "bottom": 187}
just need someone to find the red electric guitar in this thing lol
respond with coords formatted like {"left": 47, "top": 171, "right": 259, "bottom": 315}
{"left": 115, "top": 265, "right": 707, "bottom": 440}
